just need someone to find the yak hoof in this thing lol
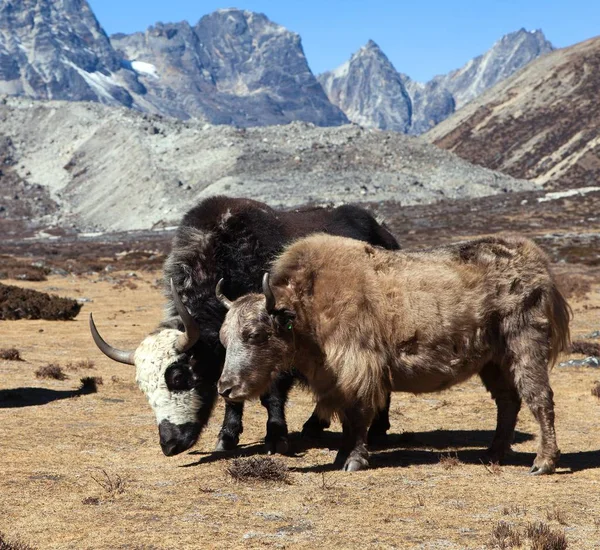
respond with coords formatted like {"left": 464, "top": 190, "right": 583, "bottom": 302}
{"left": 266, "top": 438, "right": 289, "bottom": 456}
{"left": 529, "top": 462, "right": 556, "bottom": 476}
{"left": 343, "top": 457, "right": 369, "bottom": 472}
{"left": 215, "top": 436, "right": 239, "bottom": 452}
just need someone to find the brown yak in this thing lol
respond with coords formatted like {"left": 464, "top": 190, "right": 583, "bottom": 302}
{"left": 216, "top": 234, "right": 571, "bottom": 473}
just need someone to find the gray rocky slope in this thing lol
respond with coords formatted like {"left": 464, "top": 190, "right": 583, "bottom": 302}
{"left": 319, "top": 29, "right": 553, "bottom": 134}
{"left": 0, "top": 1, "right": 346, "bottom": 127}
{"left": 111, "top": 9, "right": 347, "bottom": 126}
{"left": 0, "top": 96, "right": 536, "bottom": 232}
{"left": 0, "top": 0, "right": 148, "bottom": 107}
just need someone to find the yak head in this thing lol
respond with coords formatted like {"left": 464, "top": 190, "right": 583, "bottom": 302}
{"left": 217, "top": 274, "right": 296, "bottom": 402}
{"left": 90, "top": 281, "right": 208, "bottom": 457}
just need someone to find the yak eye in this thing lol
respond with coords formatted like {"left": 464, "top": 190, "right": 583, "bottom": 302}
{"left": 165, "top": 365, "right": 193, "bottom": 391}
{"left": 247, "top": 331, "right": 268, "bottom": 344}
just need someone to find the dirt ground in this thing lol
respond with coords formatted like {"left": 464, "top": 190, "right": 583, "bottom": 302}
{"left": 1, "top": 260, "right": 600, "bottom": 549}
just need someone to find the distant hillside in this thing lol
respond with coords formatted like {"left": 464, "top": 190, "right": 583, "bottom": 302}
{"left": 426, "top": 36, "right": 600, "bottom": 190}
{"left": 0, "top": 96, "right": 535, "bottom": 233}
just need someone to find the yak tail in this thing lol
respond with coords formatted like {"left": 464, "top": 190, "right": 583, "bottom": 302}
{"left": 547, "top": 285, "right": 572, "bottom": 369}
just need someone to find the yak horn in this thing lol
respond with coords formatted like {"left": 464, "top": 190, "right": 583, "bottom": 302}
{"left": 89, "top": 313, "right": 136, "bottom": 365}
{"left": 215, "top": 278, "right": 232, "bottom": 310}
{"left": 171, "top": 279, "right": 201, "bottom": 353}
{"left": 262, "top": 273, "right": 276, "bottom": 313}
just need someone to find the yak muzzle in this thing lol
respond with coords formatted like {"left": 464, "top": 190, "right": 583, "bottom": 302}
{"left": 217, "top": 377, "right": 246, "bottom": 403}
{"left": 158, "top": 420, "right": 200, "bottom": 456}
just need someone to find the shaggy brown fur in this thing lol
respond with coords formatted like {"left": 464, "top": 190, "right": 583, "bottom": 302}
{"left": 219, "top": 235, "right": 571, "bottom": 473}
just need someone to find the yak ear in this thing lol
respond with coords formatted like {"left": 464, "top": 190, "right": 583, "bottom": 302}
{"left": 272, "top": 308, "right": 296, "bottom": 332}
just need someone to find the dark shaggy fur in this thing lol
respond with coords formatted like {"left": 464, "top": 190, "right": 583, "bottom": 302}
{"left": 162, "top": 196, "right": 400, "bottom": 452}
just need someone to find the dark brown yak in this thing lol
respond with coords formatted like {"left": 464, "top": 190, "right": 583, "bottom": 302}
{"left": 217, "top": 234, "right": 571, "bottom": 473}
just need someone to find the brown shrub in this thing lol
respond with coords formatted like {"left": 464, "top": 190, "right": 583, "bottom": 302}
{"left": 525, "top": 521, "right": 567, "bottom": 550}
{"left": 35, "top": 364, "right": 67, "bottom": 380}
{"left": 439, "top": 453, "right": 462, "bottom": 470}
{"left": 570, "top": 340, "right": 600, "bottom": 357}
{"left": 0, "top": 255, "right": 49, "bottom": 282}
{"left": 490, "top": 521, "right": 521, "bottom": 549}
{"left": 591, "top": 382, "right": 600, "bottom": 399}
{"left": 90, "top": 468, "right": 125, "bottom": 499}
{"left": 0, "top": 348, "right": 22, "bottom": 361}
{"left": 65, "top": 359, "right": 96, "bottom": 370}
{"left": 0, "top": 283, "right": 81, "bottom": 320}
{"left": 226, "top": 457, "right": 291, "bottom": 484}
{"left": 0, "top": 532, "right": 37, "bottom": 550}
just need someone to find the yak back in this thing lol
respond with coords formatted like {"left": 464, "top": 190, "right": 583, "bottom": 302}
{"left": 268, "top": 234, "right": 570, "bottom": 409}
{"left": 161, "top": 196, "right": 400, "bottom": 367}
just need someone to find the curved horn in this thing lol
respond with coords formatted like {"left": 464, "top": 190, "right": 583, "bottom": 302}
{"left": 89, "top": 313, "right": 136, "bottom": 365}
{"left": 171, "top": 279, "right": 201, "bottom": 353}
{"left": 215, "top": 278, "right": 232, "bottom": 310}
{"left": 262, "top": 273, "right": 276, "bottom": 313}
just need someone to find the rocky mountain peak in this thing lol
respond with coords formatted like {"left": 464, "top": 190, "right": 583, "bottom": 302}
{"left": 320, "top": 28, "right": 554, "bottom": 134}
{"left": 318, "top": 40, "right": 411, "bottom": 132}
{"left": 0, "top": 0, "right": 144, "bottom": 105}
{"left": 437, "top": 28, "right": 554, "bottom": 109}
{"left": 112, "top": 8, "right": 347, "bottom": 126}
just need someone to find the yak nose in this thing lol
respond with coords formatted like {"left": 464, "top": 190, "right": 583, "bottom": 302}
{"left": 161, "top": 439, "right": 179, "bottom": 457}
{"left": 218, "top": 378, "right": 235, "bottom": 398}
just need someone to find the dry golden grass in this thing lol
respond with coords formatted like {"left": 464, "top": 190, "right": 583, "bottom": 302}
{"left": 1, "top": 272, "right": 600, "bottom": 549}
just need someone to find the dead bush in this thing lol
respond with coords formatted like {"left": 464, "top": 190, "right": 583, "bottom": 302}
{"left": 591, "top": 381, "right": 600, "bottom": 399}
{"left": 489, "top": 521, "right": 521, "bottom": 549}
{"left": 226, "top": 457, "right": 291, "bottom": 484}
{"left": 0, "top": 255, "right": 49, "bottom": 282}
{"left": 0, "top": 532, "right": 36, "bottom": 550}
{"left": 439, "top": 453, "right": 462, "bottom": 470}
{"left": 65, "top": 359, "right": 96, "bottom": 370}
{"left": 570, "top": 340, "right": 600, "bottom": 357}
{"left": 90, "top": 468, "right": 125, "bottom": 498}
{"left": 0, "top": 283, "right": 81, "bottom": 320}
{"left": 35, "top": 364, "right": 67, "bottom": 380}
{"left": 525, "top": 521, "right": 567, "bottom": 550}
{"left": 0, "top": 348, "right": 22, "bottom": 361}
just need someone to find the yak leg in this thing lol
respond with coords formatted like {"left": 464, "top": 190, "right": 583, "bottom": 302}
{"left": 260, "top": 371, "right": 294, "bottom": 455}
{"left": 479, "top": 362, "right": 521, "bottom": 463}
{"left": 367, "top": 393, "right": 391, "bottom": 444}
{"left": 508, "top": 329, "right": 560, "bottom": 475}
{"left": 301, "top": 402, "right": 331, "bottom": 438}
{"left": 334, "top": 406, "right": 374, "bottom": 472}
{"left": 216, "top": 400, "right": 244, "bottom": 451}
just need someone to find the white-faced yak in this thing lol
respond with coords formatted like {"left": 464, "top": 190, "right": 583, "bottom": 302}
{"left": 90, "top": 197, "right": 400, "bottom": 456}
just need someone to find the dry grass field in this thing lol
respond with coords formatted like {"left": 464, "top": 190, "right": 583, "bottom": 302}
{"left": 1, "top": 266, "right": 599, "bottom": 549}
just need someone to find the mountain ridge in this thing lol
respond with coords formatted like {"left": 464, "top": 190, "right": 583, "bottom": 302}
{"left": 425, "top": 35, "right": 600, "bottom": 190}
{"left": 318, "top": 28, "right": 554, "bottom": 134}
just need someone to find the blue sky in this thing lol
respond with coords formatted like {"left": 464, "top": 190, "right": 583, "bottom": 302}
{"left": 89, "top": 0, "right": 599, "bottom": 82}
